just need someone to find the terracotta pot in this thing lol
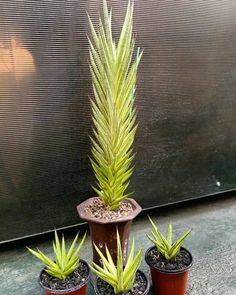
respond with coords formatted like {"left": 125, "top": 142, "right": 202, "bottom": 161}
{"left": 39, "top": 259, "right": 90, "bottom": 295}
{"left": 94, "top": 269, "right": 150, "bottom": 295}
{"left": 77, "top": 197, "right": 142, "bottom": 265}
{"left": 145, "top": 246, "right": 193, "bottom": 295}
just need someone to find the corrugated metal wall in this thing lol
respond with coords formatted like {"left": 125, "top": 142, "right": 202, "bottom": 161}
{"left": 1, "top": 0, "right": 236, "bottom": 242}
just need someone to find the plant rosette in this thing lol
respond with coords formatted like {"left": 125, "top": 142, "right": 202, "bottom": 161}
{"left": 145, "top": 246, "right": 193, "bottom": 295}
{"left": 94, "top": 269, "right": 150, "bottom": 295}
{"left": 27, "top": 231, "right": 89, "bottom": 295}
{"left": 39, "top": 259, "right": 90, "bottom": 295}
{"left": 91, "top": 231, "right": 150, "bottom": 295}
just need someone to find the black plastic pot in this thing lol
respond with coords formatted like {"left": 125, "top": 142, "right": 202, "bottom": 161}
{"left": 145, "top": 246, "right": 193, "bottom": 295}
{"left": 93, "top": 269, "right": 150, "bottom": 295}
{"left": 39, "top": 259, "right": 90, "bottom": 295}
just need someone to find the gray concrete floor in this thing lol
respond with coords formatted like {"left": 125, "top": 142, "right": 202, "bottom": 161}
{"left": 0, "top": 195, "right": 235, "bottom": 294}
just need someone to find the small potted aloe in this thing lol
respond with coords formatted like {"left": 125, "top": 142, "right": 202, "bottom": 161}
{"left": 91, "top": 230, "right": 150, "bottom": 295}
{"left": 77, "top": 0, "right": 142, "bottom": 264}
{"left": 145, "top": 217, "right": 192, "bottom": 295}
{"left": 27, "top": 231, "right": 89, "bottom": 295}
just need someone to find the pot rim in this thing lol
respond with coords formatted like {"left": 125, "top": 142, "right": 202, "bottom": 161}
{"left": 77, "top": 197, "right": 142, "bottom": 224}
{"left": 145, "top": 246, "right": 193, "bottom": 274}
{"left": 94, "top": 269, "right": 150, "bottom": 295}
{"left": 39, "top": 259, "right": 90, "bottom": 294}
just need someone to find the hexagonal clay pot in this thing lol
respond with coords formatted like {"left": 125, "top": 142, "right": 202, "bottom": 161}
{"left": 77, "top": 197, "right": 142, "bottom": 265}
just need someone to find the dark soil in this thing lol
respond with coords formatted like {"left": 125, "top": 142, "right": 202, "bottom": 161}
{"left": 84, "top": 197, "right": 133, "bottom": 221}
{"left": 146, "top": 247, "right": 192, "bottom": 272}
{"left": 96, "top": 270, "right": 148, "bottom": 295}
{"left": 40, "top": 260, "right": 89, "bottom": 291}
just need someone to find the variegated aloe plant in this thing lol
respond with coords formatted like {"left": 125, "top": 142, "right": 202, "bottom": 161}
{"left": 91, "top": 230, "right": 143, "bottom": 294}
{"left": 147, "top": 216, "right": 191, "bottom": 260}
{"left": 27, "top": 231, "right": 86, "bottom": 279}
{"left": 89, "top": 0, "right": 142, "bottom": 210}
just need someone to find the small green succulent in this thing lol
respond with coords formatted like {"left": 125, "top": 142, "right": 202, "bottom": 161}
{"left": 90, "top": 230, "right": 143, "bottom": 294}
{"left": 147, "top": 216, "right": 191, "bottom": 260}
{"left": 27, "top": 231, "right": 86, "bottom": 279}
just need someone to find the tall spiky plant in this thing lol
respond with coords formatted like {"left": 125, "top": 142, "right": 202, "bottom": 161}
{"left": 89, "top": 0, "right": 142, "bottom": 210}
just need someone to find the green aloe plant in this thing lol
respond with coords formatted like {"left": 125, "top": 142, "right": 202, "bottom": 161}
{"left": 89, "top": 0, "right": 142, "bottom": 210}
{"left": 27, "top": 231, "right": 86, "bottom": 279}
{"left": 90, "top": 230, "right": 143, "bottom": 294}
{"left": 147, "top": 216, "right": 191, "bottom": 260}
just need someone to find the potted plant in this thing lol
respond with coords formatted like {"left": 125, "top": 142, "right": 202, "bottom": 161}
{"left": 145, "top": 217, "right": 192, "bottom": 295}
{"left": 77, "top": 0, "right": 143, "bottom": 264}
{"left": 27, "top": 231, "right": 90, "bottom": 295}
{"left": 91, "top": 230, "right": 150, "bottom": 295}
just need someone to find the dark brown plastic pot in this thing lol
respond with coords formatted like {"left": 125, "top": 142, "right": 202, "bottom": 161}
{"left": 39, "top": 259, "right": 90, "bottom": 295}
{"left": 94, "top": 269, "right": 150, "bottom": 295}
{"left": 145, "top": 246, "right": 193, "bottom": 295}
{"left": 77, "top": 197, "right": 142, "bottom": 265}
